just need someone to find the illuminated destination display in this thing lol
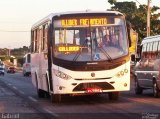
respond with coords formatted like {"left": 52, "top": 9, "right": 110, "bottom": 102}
{"left": 61, "top": 18, "right": 107, "bottom": 27}
{"left": 58, "top": 46, "right": 80, "bottom": 52}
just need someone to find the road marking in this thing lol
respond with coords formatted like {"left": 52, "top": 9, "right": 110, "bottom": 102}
{"left": 19, "top": 90, "right": 25, "bottom": 94}
{"left": 122, "top": 97, "right": 160, "bottom": 107}
{"left": 8, "top": 83, "right": 12, "bottom": 86}
{"left": 1, "top": 88, "right": 5, "bottom": 92}
{"left": 13, "top": 86, "right": 17, "bottom": 90}
{"left": 44, "top": 108, "right": 59, "bottom": 117}
{"left": 28, "top": 96, "right": 37, "bottom": 102}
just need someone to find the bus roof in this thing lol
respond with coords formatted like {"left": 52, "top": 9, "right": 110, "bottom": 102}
{"left": 31, "top": 10, "right": 124, "bottom": 30}
{"left": 141, "top": 35, "right": 160, "bottom": 45}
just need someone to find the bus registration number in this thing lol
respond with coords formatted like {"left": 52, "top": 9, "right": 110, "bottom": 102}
{"left": 86, "top": 88, "right": 102, "bottom": 93}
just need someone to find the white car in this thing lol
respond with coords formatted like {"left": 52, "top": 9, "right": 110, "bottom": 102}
{"left": 0, "top": 67, "right": 5, "bottom": 76}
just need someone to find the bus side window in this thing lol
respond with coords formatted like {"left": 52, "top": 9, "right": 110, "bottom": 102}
{"left": 41, "top": 25, "right": 45, "bottom": 51}
{"left": 146, "top": 43, "right": 149, "bottom": 58}
{"left": 41, "top": 24, "right": 48, "bottom": 51}
{"left": 153, "top": 41, "right": 158, "bottom": 59}
{"left": 44, "top": 25, "right": 48, "bottom": 51}
{"left": 142, "top": 43, "right": 146, "bottom": 59}
{"left": 147, "top": 43, "right": 152, "bottom": 59}
{"left": 34, "top": 29, "right": 38, "bottom": 52}
{"left": 157, "top": 41, "right": 160, "bottom": 58}
{"left": 36, "top": 29, "right": 40, "bottom": 52}
{"left": 31, "top": 31, "right": 34, "bottom": 53}
{"left": 149, "top": 42, "right": 153, "bottom": 59}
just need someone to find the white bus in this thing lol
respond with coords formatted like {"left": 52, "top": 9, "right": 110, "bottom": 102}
{"left": 31, "top": 10, "right": 131, "bottom": 102}
{"left": 22, "top": 53, "right": 31, "bottom": 76}
{"left": 134, "top": 35, "right": 160, "bottom": 97}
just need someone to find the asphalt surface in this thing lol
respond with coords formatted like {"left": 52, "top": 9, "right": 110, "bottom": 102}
{"left": 0, "top": 72, "right": 160, "bottom": 119}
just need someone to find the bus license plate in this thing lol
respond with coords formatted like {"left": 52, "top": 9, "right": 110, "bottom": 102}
{"left": 86, "top": 88, "right": 102, "bottom": 93}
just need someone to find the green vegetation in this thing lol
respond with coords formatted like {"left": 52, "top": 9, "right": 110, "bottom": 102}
{"left": 108, "top": 0, "right": 160, "bottom": 42}
{"left": 0, "top": 46, "right": 30, "bottom": 67}
{"left": 11, "top": 46, "right": 30, "bottom": 57}
{"left": 0, "top": 46, "right": 30, "bottom": 57}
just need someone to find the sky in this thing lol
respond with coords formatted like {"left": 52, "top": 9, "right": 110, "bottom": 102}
{"left": 0, "top": 0, "right": 158, "bottom": 49}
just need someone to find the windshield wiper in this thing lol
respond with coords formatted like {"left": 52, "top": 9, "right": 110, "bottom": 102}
{"left": 73, "top": 40, "right": 113, "bottom": 62}
{"left": 73, "top": 39, "right": 88, "bottom": 61}
{"left": 96, "top": 42, "right": 113, "bottom": 62}
{"left": 98, "top": 47, "right": 113, "bottom": 62}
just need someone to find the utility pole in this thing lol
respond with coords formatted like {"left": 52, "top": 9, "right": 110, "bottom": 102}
{"left": 147, "top": 0, "right": 151, "bottom": 37}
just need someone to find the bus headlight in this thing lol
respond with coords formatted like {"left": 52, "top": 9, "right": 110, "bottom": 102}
{"left": 54, "top": 69, "right": 72, "bottom": 80}
{"left": 116, "top": 69, "right": 128, "bottom": 78}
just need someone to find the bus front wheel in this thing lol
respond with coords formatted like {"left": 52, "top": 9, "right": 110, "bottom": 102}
{"left": 108, "top": 92, "right": 119, "bottom": 100}
{"left": 51, "top": 94, "right": 62, "bottom": 103}
{"left": 38, "top": 89, "right": 45, "bottom": 98}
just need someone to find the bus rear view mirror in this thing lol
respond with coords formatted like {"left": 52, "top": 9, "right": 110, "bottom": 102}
{"left": 136, "top": 57, "right": 140, "bottom": 62}
{"left": 126, "top": 21, "right": 131, "bottom": 47}
{"left": 131, "top": 54, "right": 135, "bottom": 62}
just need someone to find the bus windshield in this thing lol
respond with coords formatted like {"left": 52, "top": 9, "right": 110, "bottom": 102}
{"left": 53, "top": 16, "right": 128, "bottom": 62}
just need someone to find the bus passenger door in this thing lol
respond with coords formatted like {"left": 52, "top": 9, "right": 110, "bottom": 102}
{"left": 39, "top": 52, "right": 48, "bottom": 91}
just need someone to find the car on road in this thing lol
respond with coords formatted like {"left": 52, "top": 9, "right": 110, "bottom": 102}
{"left": 7, "top": 67, "right": 16, "bottom": 73}
{"left": 0, "top": 67, "right": 5, "bottom": 76}
{"left": 134, "top": 35, "right": 160, "bottom": 98}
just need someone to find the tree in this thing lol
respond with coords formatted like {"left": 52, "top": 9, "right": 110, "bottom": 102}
{"left": 108, "top": 0, "right": 160, "bottom": 42}
{"left": 108, "top": 0, "right": 116, "bottom": 5}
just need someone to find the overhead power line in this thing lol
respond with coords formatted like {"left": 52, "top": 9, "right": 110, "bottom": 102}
{"left": 0, "top": 21, "right": 33, "bottom": 24}
{"left": 134, "top": 0, "right": 142, "bottom": 6}
{"left": 0, "top": 29, "right": 30, "bottom": 32}
{"left": 134, "top": 0, "right": 147, "bottom": 10}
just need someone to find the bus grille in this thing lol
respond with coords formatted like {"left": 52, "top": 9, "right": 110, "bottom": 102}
{"left": 73, "top": 82, "right": 114, "bottom": 91}
{"left": 75, "top": 77, "right": 112, "bottom": 80}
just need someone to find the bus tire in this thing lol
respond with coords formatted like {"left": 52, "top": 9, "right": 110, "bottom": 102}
{"left": 38, "top": 89, "right": 45, "bottom": 98}
{"left": 35, "top": 73, "right": 45, "bottom": 98}
{"left": 45, "top": 74, "right": 50, "bottom": 98}
{"left": 108, "top": 92, "right": 119, "bottom": 100}
{"left": 51, "top": 94, "right": 62, "bottom": 103}
{"left": 134, "top": 76, "right": 143, "bottom": 95}
{"left": 153, "top": 80, "right": 160, "bottom": 98}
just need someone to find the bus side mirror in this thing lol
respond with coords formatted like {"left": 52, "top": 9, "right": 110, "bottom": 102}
{"left": 128, "top": 34, "right": 131, "bottom": 47}
{"left": 126, "top": 21, "right": 131, "bottom": 47}
{"left": 136, "top": 57, "right": 140, "bottom": 62}
{"left": 131, "top": 54, "right": 135, "bottom": 62}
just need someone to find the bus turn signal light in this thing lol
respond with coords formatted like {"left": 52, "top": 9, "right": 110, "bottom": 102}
{"left": 116, "top": 69, "right": 128, "bottom": 78}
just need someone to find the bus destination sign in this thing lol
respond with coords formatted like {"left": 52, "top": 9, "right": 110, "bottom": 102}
{"left": 58, "top": 46, "right": 80, "bottom": 52}
{"left": 61, "top": 18, "right": 107, "bottom": 27}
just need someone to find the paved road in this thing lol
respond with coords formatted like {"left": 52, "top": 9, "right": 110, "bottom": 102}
{"left": 0, "top": 73, "right": 55, "bottom": 119}
{"left": 0, "top": 72, "right": 160, "bottom": 119}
